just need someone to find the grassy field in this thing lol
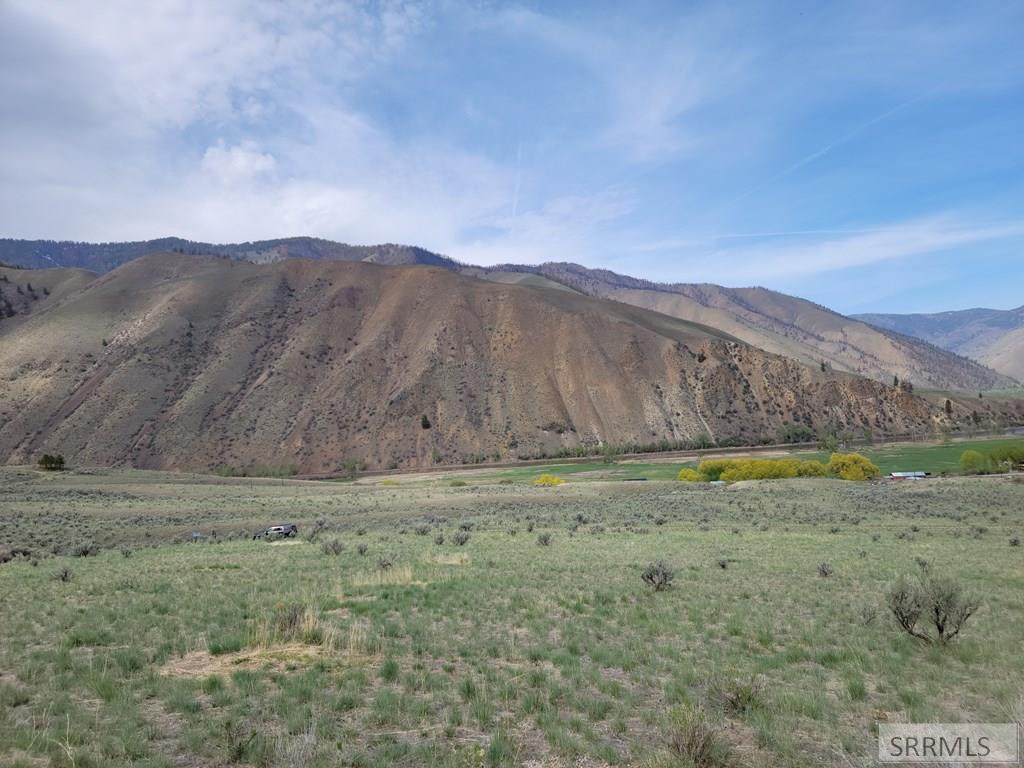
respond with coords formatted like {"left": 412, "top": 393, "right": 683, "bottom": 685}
{"left": 1, "top": 468, "right": 1022, "bottom": 767}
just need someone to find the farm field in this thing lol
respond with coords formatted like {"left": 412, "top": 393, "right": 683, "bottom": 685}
{"left": 358, "top": 436, "right": 1024, "bottom": 486}
{"left": 1, "top": 468, "right": 1022, "bottom": 767}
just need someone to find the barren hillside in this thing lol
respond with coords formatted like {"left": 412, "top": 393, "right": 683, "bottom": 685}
{"left": 520, "top": 263, "right": 1014, "bottom": 392}
{"left": 0, "top": 256, "right": 971, "bottom": 473}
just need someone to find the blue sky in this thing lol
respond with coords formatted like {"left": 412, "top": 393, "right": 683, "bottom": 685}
{"left": 1, "top": 1, "right": 1021, "bottom": 313}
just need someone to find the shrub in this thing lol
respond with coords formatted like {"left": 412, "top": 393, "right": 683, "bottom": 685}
{"left": 677, "top": 468, "right": 705, "bottom": 482}
{"left": 827, "top": 452, "right": 881, "bottom": 481}
{"left": 320, "top": 539, "right": 343, "bottom": 556}
{"left": 453, "top": 531, "right": 471, "bottom": 546}
{"left": 54, "top": 567, "right": 73, "bottom": 582}
{"left": 414, "top": 525, "right": 430, "bottom": 536}
{"left": 357, "top": 543, "right": 368, "bottom": 556}
{"left": 420, "top": 414, "right": 431, "bottom": 429}
{"left": 711, "top": 673, "right": 765, "bottom": 714}
{"left": 1011, "top": 536, "right": 1020, "bottom": 547}
{"left": 817, "top": 561, "right": 833, "bottom": 577}
{"left": 377, "top": 557, "right": 393, "bottom": 571}
{"left": 887, "top": 566, "right": 980, "bottom": 644}
{"left": 534, "top": 474, "right": 564, "bottom": 487}
{"left": 450, "top": 480, "right": 467, "bottom": 487}
{"left": 641, "top": 560, "right": 675, "bottom": 591}
{"left": 697, "top": 457, "right": 831, "bottom": 482}
{"left": 665, "top": 704, "right": 732, "bottom": 767}
{"left": 697, "top": 459, "right": 734, "bottom": 481}
{"left": 434, "top": 533, "right": 445, "bottom": 545}
{"left": 536, "top": 533, "right": 552, "bottom": 547}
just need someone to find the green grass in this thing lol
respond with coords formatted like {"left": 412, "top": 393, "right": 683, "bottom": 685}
{"left": 793, "top": 436, "right": 1024, "bottom": 475}
{"left": 376, "top": 435, "right": 1024, "bottom": 486}
{"left": 0, "top": 468, "right": 1022, "bottom": 767}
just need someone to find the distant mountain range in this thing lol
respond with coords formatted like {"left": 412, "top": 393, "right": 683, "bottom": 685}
{"left": 855, "top": 306, "right": 1024, "bottom": 382}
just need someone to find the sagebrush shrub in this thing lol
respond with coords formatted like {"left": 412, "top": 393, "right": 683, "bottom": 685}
{"left": 536, "top": 533, "right": 552, "bottom": 547}
{"left": 887, "top": 566, "right": 980, "bottom": 644}
{"left": 453, "top": 531, "right": 470, "bottom": 546}
{"left": 817, "top": 561, "right": 833, "bottom": 577}
{"left": 320, "top": 539, "right": 343, "bottom": 556}
{"left": 641, "top": 560, "right": 674, "bottom": 591}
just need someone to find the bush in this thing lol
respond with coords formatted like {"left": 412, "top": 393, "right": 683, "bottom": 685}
{"left": 452, "top": 531, "right": 470, "bottom": 546}
{"left": 817, "top": 561, "right": 833, "bottom": 577}
{"left": 320, "top": 539, "right": 343, "bottom": 556}
{"left": 54, "top": 567, "right": 73, "bottom": 582}
{"left": 887, "top": 566, "right": 980, "bottom": 644}
{"left": 711, "top": 673, "right": 765, "bottom": 714}
{"left": 696, "top": 457, "right": 831, "bottom": 482}
{"left": 677, "top": 468, "right": 705, "bottom": 482}
{"left": 357, "top": 543, "right": 368, "bottom": 556}
{"left": 697, "top": 459, "right": 734, "bottom": 481}
{"left": 827, "top": 452, "right": 880, "bottom": 481}
{"left": 450, "top": 480, "right": 467, "bottom": 487}
{"left": 536, "top": 533, "right": 552, "bottom": 547}
{"left": 534, "top": 474, "right": 564, "bottom": 487}
{"left": 641, "top": 560, "right": 675, "bottom": 591}
{"left": 665, "top": 704, "right": 732, "bottom": 767}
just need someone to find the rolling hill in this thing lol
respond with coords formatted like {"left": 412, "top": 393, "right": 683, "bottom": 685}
{"left": 0, "top": 256, "right": 988, "bottom": 473}
{"left": 855, "top": 306, "right": 1024, "bottom": 381}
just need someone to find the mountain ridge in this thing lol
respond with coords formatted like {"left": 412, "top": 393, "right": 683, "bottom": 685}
{"left": 855, "top": 306, "right": 1024, "bottom": 382}
{"left": 0, "top": 236, "right": 1016, "bottom": 391}
{"left": 5, "top": 254, "right": 1009, "bottom": 473}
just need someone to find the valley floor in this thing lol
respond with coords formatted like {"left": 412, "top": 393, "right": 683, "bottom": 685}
{"left": 1, "top": 469, "right": 1022, "bottom": 767}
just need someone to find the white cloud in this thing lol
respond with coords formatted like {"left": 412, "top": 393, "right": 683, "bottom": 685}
{"left": 201, "top": 141, "right": 276, "bottom": 185}
{"left": 662, "top": 216, "right": 1024, "bottom": 284}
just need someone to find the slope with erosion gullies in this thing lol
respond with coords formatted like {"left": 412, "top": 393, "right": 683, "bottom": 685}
{"left": 0, "top": 255, "right": 952, "bottom": 473}
{"left": 519, "top": 262, "right": 1014, "bottom": 392}
{"left": 855, "top": 306, "right": 1024, "bottom": 381}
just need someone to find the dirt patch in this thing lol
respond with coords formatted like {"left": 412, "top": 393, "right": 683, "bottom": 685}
{"left": 430, "top": 553, "right": 471, "bottom": 566}
{"left": 267, "top": 540, "right": 304, "bottom": 546}
{"left": 160, "top": 643, "right": 325, "bottom": 678}
{"left": 0, "top": 750, "right": 48, "bottom": 767}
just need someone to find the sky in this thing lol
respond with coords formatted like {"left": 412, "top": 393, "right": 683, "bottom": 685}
{"left": 1, "top": 1, "right": 1022, "bottom": 314}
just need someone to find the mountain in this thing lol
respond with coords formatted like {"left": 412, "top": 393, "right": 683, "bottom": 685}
{"left": 494, "top": 263, "right": 1015, "bottom": 392}
{"left": 1, "top": 237, "right": 1015, "bottom": 392}
{"left": 0, "top": 236, "right": 459, "bottom": 272}
{"left": 1, "top": 255, "right": 988, "bottom": 473}
{"left": 854, "top": 307, "right": 1024, "bottom": 382}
